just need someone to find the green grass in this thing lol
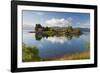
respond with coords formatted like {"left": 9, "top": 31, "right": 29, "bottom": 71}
{"left": 22, "top": 43, "right": 41, "bottom": 62}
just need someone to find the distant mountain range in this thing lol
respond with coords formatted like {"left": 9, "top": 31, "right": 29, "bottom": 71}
{"left": 50, "top": 27, "right": 90, "bottom": 32}
{"left": 23, "top": 25, "right": 34, "bottom": 30}
{"left": 79, "top": 28, "right": 90, "bottom": 32}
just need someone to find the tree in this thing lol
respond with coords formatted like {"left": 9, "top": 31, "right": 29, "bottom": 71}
{"left": 74, "top": 28, "right": 81, "bottom": 34}
{"left": 44, "top": 26, "right": 51, "bottom": 31}
{"left": 66, "top": 26, "right": 73, "bottom": 33}
{"left": 67, "top": 26, "right": 73, "bottom": 30}
{"left": 45, "top": 26, "right": 49, "bottom": 31}
{"left": 35, "top": 24, "right": 42, "bottom": 31}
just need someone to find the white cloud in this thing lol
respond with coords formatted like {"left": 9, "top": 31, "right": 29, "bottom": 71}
{"left": 44, "top": 17, "right": 72, "bottom": 27}
{"left": 45, "top": 36, "right": 72, "bottom": 45}
{"left": 45, "top": 36, "right": 68, "bottom": 44}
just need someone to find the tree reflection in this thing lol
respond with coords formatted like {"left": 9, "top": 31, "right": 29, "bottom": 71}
{"left": 35, "top": 33, "right": 42, "bottom": 41}
{"left": 35, "top": 32, "right": 81, "bottom": 41}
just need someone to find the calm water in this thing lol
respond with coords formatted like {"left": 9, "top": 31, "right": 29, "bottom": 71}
{"left": 23, "top": 29, "right": 90, "bottom": 59}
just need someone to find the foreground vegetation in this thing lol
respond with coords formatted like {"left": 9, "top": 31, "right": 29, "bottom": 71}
{"left": 58, "top": 51, "right": 90, "bottom": 60}
{"left": 22, "top": 43, "right": 40, "bottom": 62}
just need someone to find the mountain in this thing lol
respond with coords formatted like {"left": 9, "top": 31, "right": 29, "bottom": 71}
{"left": 50, "top": 27, "right": 67, "bottom": 30}
{"left": 79, "top": 28, "right": 90, "bottom": 32}
{"left": 49, "top": 27, "right": 90, "bottom": 32}
{"left": 23, "top": 25, "right": 34, "bottom": 30}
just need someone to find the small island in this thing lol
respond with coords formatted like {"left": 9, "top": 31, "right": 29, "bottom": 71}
{"left": 34, "top": 24, "right": 82, "bottom": 40}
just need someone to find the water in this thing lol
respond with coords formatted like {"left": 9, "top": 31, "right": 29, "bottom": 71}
{"left": 23, "top": 29, "right": 90, "bottom": 60}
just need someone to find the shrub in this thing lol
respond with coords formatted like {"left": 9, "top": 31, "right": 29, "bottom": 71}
{"left": 22, "top": 44, "right": 41, "bottom": 62}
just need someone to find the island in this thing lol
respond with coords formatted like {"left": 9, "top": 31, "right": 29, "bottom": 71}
{"left": 34, "top": 24, "right": 82, "bottom": 40}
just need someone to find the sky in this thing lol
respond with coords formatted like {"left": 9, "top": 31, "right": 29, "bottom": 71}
{"left": 22, "top": 10, "right": 90, "bottom": 28}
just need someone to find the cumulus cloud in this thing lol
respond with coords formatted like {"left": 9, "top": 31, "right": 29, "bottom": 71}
{"left": 44, "top": 17, "right": 72, "bottom": 27}
{"left": 45, "top": 36, "right": 68, "bottom": 44}
{"left": 45, "top": 36, "right": 71, "bottom": 45}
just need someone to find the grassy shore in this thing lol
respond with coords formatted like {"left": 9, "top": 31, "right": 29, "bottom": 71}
{"left": 59, "top": 51, "right": 90, "bottom": 60}
{"left": 42, "top": 51, "right": 90, "bottom": 61}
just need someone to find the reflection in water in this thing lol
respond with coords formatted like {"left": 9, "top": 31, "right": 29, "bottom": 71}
{"left": 35, "top": 32, "right": 81, "bottom": 41}
{"left": 35, "top": 33, "right": 42, "bottom": 41}
{"left": 22, "top": 29, "right": 90, "bottom": 62}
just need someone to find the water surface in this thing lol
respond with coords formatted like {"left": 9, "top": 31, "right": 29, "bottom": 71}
{"left": 23, "top": 29, "right": 90, "bottom": 60}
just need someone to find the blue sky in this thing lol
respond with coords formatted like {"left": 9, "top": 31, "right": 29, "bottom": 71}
{"left": 23, "top": 10, "right": 90, "bottom": 28}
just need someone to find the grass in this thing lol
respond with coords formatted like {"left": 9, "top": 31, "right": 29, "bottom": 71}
{"left": 22, "top": 43, "right": 41, "bottom": 62}
{"left": 59, "top": 51, "right": 90, "bottom": 60}
{"left": 42, "top": 51, "right": 90, "bottom": 61}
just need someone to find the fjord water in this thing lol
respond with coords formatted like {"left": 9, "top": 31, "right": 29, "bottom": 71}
{"left": 23, "top": 29, "right": 90, "bottom": 60}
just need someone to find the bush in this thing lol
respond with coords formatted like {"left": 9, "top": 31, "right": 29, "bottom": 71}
{"left": 22, "top": 44, "right": 41, "bottom": 62}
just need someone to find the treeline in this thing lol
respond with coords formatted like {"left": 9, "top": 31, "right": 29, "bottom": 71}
{"left": 35, "top": 24, "right": 51, "bottom": 31}
{"left": 35, "top": 24, "right": 82, "bottom": 37}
